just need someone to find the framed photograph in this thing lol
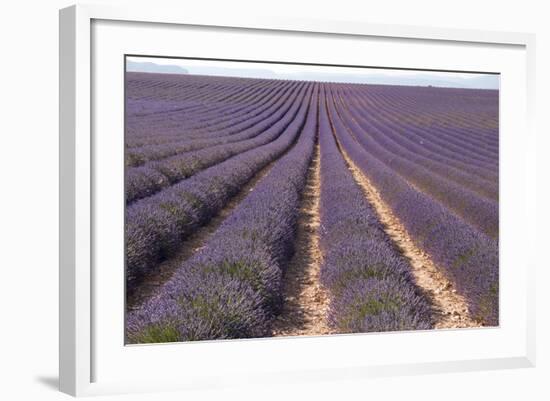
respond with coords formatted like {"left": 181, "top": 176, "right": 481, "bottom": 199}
{"left": 59, "top": 4, "right": 536, "bottom": 396}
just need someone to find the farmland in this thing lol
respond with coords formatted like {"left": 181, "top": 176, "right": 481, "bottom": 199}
{"left": 125, "top": 71, "right": 499, "bottom": 343}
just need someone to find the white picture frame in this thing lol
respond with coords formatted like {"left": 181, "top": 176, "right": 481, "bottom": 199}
{"left": 59, "top": 3, "right": 536, "bottom": 397}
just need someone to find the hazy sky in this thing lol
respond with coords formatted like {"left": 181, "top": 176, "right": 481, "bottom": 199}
{"left": 127, "top": 56, "right": 499, "bottom": 90}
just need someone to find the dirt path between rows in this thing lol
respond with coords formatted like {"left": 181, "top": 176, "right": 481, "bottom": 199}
{"left": 340, "top": 149, "right": 481, "bottom": 329}
{"left": 126, "top": 159, "right": 279, "bottom": 311}
{"left": 271, "top": 144, "right": 332, "bottom": 337}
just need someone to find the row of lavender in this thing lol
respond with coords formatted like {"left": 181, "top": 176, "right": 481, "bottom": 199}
{"left": 331, "top": 87, "right": 499, "bottom": 239}
{"left": 126, "top": 80, "right": 296, "bottom": 150}
{"left": 325, "top": 86, "right": 499, "bottom": 325}
{"left": 317, "top": 90, "right": 433, "bottom": 332}
{"left": 364, "top": 85, "right": 499, "bottom": 148}
{"left": 125, "top": 83, "right": 307, "bottom": 203}
{"left": 126, "top": 85, "right": 319, "bottom": 342}
{"left": 126, "top": 73, "right": 292, "bottom": 147}
{"left": 340, "top": 87, "right": 498, "bottom": 178}
{"left": 346, "top": 86, "right": 498, "bottom": 177}
{"left": 126, "top": 85, "right": 313, "bottom": 290}
{"left": 125, "top": 81, "right": 298, "bottom": 166}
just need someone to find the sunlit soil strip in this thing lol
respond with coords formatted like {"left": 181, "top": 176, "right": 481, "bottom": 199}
{"left": 339, "top": 148, "right": 481, "bottom": 329}
{"left": 126, "top": 157, "right": 279, "bottom": 311}
{"left": 271, "top": 144, "right": 332, "bottom": 336}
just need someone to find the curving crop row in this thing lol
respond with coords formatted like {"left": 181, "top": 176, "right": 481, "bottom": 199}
{"left": 126, "top": 78, "right": 254, "bottom": 128}
{"left": 125, "top": 81, "right": 300, "bottom": 166}
{"left": 326, "top": 87, "right": 499, "bottom": 325}
{"left": 127, "top": 73, "right": 263, "bottom": 107}
{"left": 127, "top": 79, "right": 288, "bottom": 141}
{"left": 175, "top": 81, "right": 296, "bottom": 131}
{"left": 125, "top": 85, "right": 314, "bottom": 290}
{"left": 356, "top": 87, "right": 499, "bottom": 163}
{"left": 330, "top": 88, "right": 499, "bottom": 238}
{"left": 126, "top": 85, "right": 319, "bottom": 343}
{"left": 365, "top": 85, "right": 499, "bottom": 143}
{"left": 343, "top": 87, "right": 499, "bottom": 179}
{"left": 351, "top": 89, "right": 499, "bottom": 171}
{"left": 125, "top": 84, "right": 308, "bottom": 203}
{"left": 390, "top": 91, "right": 499, "bottom": 142}
{"left": 356, "top": 86, "right": 498, "bottom": 144}
{"left": 169, "top": 81, "right": 297, "bottom": 135}
{"left": 340, "top": 96, "right": 499, "bottom": 200}
{"left": 372, "top": 90, "right": 499, "bottom": 143}
{"left": 126, "top": 81, "right": 301, "bottom": 155}
{"left": 126, "top": 77, "right": 289, "bottom": 146}
{"left": 318, "top": 89, "right": 432, "bottom": 333}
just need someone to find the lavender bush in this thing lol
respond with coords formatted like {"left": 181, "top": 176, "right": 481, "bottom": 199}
{"left": 325, "top": 86, "right": 498, "bottom": 325}
{"left": 329, "top": 88, "right": 498, "bottom": 238}
{"left": 125, "top": 81, "right": 298, "bottom": 165}
{"left": 126, "top": 84, "right": 319, "bottom": 342}
{"left": 318, "top": 89, "right": 432, "bottom": 332}
{"left": 126, "top": 85, "right": 314, "bottom": 289}
{"left": 125, "top": 84, "right": 308, "bottom": 203}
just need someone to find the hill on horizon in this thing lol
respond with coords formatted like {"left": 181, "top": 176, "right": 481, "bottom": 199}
{"left": 126, "top": 60, "right": 188, "bottom": 74}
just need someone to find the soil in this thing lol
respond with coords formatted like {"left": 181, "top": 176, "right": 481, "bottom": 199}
{"left": 271, "top": 144, "right": 332, "bottom": 337}
{"left": 340, "top": 149, "right": 482, "bottom": 329}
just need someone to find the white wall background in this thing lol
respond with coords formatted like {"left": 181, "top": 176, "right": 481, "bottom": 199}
{"left": 0, "top": 0, "right": 547, "bottom": 400}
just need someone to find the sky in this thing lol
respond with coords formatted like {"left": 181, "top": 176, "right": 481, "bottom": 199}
{"left": 126, "top": 56, "right": 499, "bottom": 90}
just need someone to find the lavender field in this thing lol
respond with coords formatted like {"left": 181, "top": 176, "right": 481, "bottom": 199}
{"left": 125, "top": 70, "right": 499, "bottom": 344}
